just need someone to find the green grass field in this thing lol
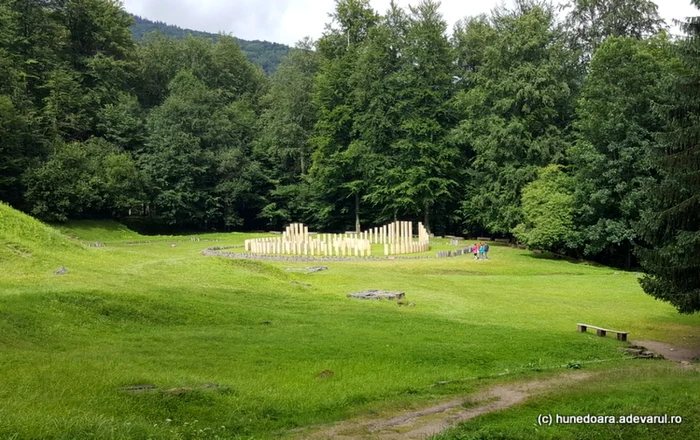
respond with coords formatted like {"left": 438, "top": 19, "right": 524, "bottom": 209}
{"left": 434, "top": 362, "right": 700, "bottom": 440}
{"left": 1, "top": 203, "right": 699, "bottom": 439}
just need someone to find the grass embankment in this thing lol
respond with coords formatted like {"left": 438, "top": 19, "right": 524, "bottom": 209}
{"left": 1, "top": 207, "right": 699, "bottom": 439}
{"left": 0, "top": 202, "right": 78, "bottom": 253}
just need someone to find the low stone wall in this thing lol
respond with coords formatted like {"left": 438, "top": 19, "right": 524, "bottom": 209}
{"left": 436, "top": 247, "right": 472, "bottom": 258}
{"left": 124, "top": 238, "right": 223, "bottom": 245}
{"left": 201, "top": 247, "right": 432, "bottom": 262}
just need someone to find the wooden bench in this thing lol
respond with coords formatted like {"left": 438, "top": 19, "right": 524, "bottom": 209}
{"left": 577, "top": 323, "right": 628, "bottom": 341}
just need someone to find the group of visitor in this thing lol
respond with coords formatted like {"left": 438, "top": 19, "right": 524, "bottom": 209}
{"left": 471, "top": 243, "right": 489, "bottom": 260}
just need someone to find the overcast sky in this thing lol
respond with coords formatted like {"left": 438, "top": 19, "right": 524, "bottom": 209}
{"left": 123, "top": 0, "right": 699, "bottom": 45}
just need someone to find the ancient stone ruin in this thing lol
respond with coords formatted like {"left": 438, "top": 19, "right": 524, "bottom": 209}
{"left": 244, "top": 221, "right": 430, "bottom": 257}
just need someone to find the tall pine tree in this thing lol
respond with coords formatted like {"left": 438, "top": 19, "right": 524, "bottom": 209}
{"left": 309, "top": 0, "right": 379, "bottom": 231}
{"left": 637, "top": 2, "right": 700, "bottom": 313}
{"left": 453, "top": 1, "right": 576, "bottom": 234}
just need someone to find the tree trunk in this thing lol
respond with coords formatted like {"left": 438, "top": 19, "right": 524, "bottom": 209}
{"left": 355, "top": 192, "right": 361, "bottom": 233}
{"left": 626, "top": 246, "right": 632, "bottom": 271}
{"left": 424, "top": 201, "right": 430, "bottom": 233}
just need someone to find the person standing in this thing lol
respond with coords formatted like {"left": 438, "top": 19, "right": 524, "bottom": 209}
{"left": 484, "top": 243, "right": 490, "bottom": 260}
{"left": 473, "top": 243, "right": 479, "bottom": 260}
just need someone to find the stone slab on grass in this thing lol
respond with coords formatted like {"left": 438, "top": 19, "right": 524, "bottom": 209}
{"left": 347, "top": 290, "right": 405, "bottom": 300}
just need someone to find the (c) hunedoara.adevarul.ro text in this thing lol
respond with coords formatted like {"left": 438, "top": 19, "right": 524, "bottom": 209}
{"left": 537, "top": 414, "right": 683, "bottom": 426}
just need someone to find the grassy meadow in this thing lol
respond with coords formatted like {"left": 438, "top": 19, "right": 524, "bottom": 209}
{"left": 1, "top": 203, "right": 700, "bottom": 439}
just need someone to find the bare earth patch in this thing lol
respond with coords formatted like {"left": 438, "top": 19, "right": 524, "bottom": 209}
{"left": 630, "top": 340, "right": 700, "bottom": 363}
{"left": 300, "top": 372, "right": 594, "bottom": 440}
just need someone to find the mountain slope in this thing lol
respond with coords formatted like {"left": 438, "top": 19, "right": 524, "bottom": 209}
{"left": 130, "top": 15, "right": 290, "bottom": 73}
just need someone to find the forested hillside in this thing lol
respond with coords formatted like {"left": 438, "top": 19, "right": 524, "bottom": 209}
{"left": 0, "top": 0, "right": 698, "bottom": 310}
{"left": 129, "top": 15, "right": 290, "bottom": 73}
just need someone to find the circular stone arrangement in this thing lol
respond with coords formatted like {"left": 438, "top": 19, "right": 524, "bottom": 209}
{"left": 244, "top": 221, "right": 430, "bottom": 258}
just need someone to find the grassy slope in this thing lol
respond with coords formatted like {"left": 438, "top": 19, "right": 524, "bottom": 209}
{"left": 0, "top": 202, "right": 78, "bottom": 252}
{"left": 0, "top": 213, "right": 699, "bottom": 439}
{"left": 0, "top": 202, "right": 81, "bottom": 276}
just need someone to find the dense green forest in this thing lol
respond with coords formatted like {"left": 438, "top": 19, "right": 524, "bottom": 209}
{"left": 0, "top": 0, "right": 698, "bottom": 310}
{"left": 129, "top": 15, "right": 290, "bottom": 73}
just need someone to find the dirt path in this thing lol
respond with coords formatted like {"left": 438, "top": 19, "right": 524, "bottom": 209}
{"left": 301, "top": 372, "right": 594, "bottom": 440}
{"left": 630, "top": 340, "right": 700, "bottom": 363}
